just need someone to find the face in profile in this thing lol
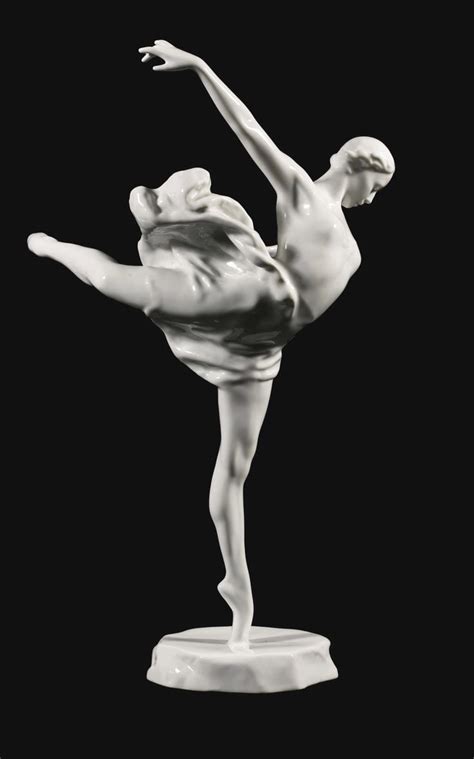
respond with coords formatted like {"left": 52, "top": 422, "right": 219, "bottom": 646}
{"left": 342, "top": 169, "right": 393, "bottom": 209}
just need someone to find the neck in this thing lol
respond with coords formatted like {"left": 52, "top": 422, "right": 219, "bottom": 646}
{"left": 313, "top": 168, "right": 348, "bottom": 207}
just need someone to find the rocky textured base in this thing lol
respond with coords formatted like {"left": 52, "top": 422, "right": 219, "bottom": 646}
{"left": 146, "top": 626, "right": 338, "bottom": 693}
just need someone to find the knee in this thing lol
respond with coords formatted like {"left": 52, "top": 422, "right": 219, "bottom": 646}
{"left": 220, "top": 442, "right": 257, "bottom": 483}
{"left": 93, "top": 264, "right": 114, "bottom": 293}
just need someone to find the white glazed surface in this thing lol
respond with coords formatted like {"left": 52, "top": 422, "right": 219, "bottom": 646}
{"left": 147, "top": 626, "right": 338, "bottom": 693}
{"left": 27, "top": 39, "right": 394, "bottom": 669}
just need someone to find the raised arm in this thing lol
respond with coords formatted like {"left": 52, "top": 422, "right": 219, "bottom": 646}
{"left": 138, "top": 40, "right": 315, "bottom": 201}
{"left": 194, "top": 59, "right": 314, "bottom": 197}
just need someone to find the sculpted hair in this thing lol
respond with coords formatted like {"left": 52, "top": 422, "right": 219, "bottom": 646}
{"left": 344, "top": 149, "right": 394, "bottom": 175}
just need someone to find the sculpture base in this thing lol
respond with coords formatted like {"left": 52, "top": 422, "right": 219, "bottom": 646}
{"left": 146, "top": 626, "right": 338, "bottom": 693}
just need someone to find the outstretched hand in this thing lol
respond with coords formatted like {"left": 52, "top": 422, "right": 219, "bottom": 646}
{"left": 138, "top": 39, "right": 201, "bottom": 71}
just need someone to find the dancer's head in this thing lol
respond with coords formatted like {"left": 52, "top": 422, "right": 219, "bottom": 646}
{"left": 329, "top": 137, "right": 395, "bottom": 208}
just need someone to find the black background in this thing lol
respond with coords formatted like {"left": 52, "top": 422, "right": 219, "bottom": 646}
{"left": 3, "top": 7, "right": 463, "bottom": 758}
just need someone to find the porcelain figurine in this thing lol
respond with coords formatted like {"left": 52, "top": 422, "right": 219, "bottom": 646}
{"left": 27, "top": 39, "right": 395, "bottom": 693}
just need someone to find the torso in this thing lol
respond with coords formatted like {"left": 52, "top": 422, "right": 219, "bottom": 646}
{"left": 139, "top": 185, "right": 361, "bottom": 387}
{"left": 274, "top": 185, "right": 361, "bottom": 333}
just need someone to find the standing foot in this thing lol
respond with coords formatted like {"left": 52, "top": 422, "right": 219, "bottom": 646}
{"left": 217, "top": 574, "right": 254, "bottom": 651}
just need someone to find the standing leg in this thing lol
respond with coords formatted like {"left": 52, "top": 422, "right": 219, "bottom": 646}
{"left": 209, "top": 379, "right": 274, "bottom": 651}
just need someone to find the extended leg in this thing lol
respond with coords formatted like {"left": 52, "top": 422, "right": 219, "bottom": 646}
{"left": 27, "top": 232, "right": 231, "bottom": 318}
{"left": 209, "top": 379, "right": 273, "bottom": 651}
{"left": 28, "top": 232, "right": 168, "bottom": 311}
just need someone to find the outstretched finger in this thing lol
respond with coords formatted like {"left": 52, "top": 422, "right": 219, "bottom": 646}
{"left": 152, "top": 62, "right": 169, "bottom": 71}
{"left": 138, "top": 46, "right": 155, "bottom": 55}
{"left": 141, "top": 53, "right": 153, "bottom": 62}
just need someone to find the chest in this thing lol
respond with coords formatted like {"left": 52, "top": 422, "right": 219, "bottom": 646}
{"left": 277, "top": 205, "right": 359, "bottom": 278}
{"left": 275, "top": 204, "right": 361, "bottom": 325}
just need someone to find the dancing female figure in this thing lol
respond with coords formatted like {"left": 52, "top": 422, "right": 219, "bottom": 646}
{"left": 28, "top": 40, "right": 395, "bottom": 652}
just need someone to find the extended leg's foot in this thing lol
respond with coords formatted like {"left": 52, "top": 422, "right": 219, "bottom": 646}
{"left": 27, "top": 232, "right": 58, "bottom": 257}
